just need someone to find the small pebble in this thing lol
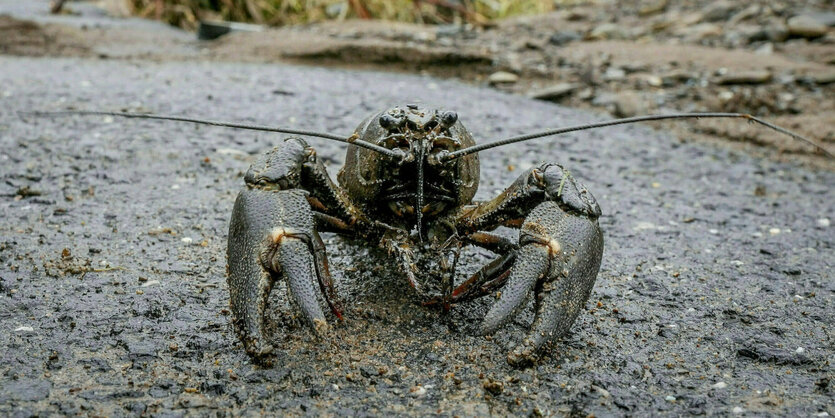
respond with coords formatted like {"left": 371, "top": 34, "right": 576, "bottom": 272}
{"left": 665, "top": 395, "right": 676, "bottom": 401}
{"left": 787, "top": 15, "right": 828, "bottom": 38}
{"left": 769, "top": 228, "right": 781, "bottom": 235}
{"left": 818, "top": 218, "right": 830, "bottom": 228}
{"left": 712, "top": 381, "right": 727, "bottom": 389}
{"left": 181, "top": 237, "right": 193, "bottom": 244}
{"left": 591, "top": 385, "right": 610, "bottom": 398}
{"left": 488, "top": 71, "right": 519, "bottom": 85}
{"left": 14, "top": 326, "right": 34, "bottom": 333}
{"left": 141, "top": 280, "right": 160, "bottom": 287}
{"left": 732, "top": 406, "right": 745, "bottom": 414}
{"left": 795, "top": 347, "right": 805, "bottom": 354}
{"left": 410, "top": 386, "right": 427, "bottom": 397}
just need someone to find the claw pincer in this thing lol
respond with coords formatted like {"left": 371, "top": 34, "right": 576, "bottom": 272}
{"left": 497, "top": 201, "right": 603, "bottom": 366}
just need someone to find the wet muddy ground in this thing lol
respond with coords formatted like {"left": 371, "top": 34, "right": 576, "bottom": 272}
{"left": 1, "top": 56, "right": 833, "bottom": 416}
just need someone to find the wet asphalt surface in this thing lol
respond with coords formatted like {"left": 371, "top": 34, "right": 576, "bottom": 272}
{"left": 0, "top": 56, "right": 833, "bottom": 416}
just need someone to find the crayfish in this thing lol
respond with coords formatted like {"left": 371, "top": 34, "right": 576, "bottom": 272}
{"left": 30, "top": 105, "right": 830, "bottom": 366}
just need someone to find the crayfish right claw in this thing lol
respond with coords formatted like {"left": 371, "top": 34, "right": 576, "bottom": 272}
{"left": 479, "top": 200, "right": 604, "bottom": 367}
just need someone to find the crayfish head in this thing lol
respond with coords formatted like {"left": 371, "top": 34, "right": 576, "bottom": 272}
{"left": 337, "top": 104, "right": 480, "bottom": 231}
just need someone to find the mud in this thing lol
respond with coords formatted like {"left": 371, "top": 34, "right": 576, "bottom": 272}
{"left": 1, "top": 56, "right": 833, "bottom": 416}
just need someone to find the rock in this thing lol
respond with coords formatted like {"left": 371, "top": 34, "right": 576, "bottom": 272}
{"left": 577, "top": 87, "right": 594, "bottom": 100}
{"left": 612, "top": 91, "right": 647, "bottom": 117}
{"left": 587, "top": 23, "right": 629, "bottom": 41}
{"left": 661, "top": 70, "right": 694, "bottom": 86}
{"left": 728, "top": 5, "right": 762, "bottom": 26}
{"left": 712, "top": 381, "right": 728, "bottom": 389}
{"left": 409, "top": 385, "right": 427, "bottom": 397}
{"left": 591, "top": 385, "right": 610, "bottom": 398}
{"left": 603, "top": 67, "right": 627, "bottom": 81}
{"left": 716, "top": 70, "right": 772, "bottom": 85}
{"left": 530, "top": 83, "right": 580, "bottom": 101}
{"left": 810, "top": 12, "right": 835, "bottom": 27}
{"left": 818, "top": 218, "right": 831, "bottom": 228}
{"left": 754, "top": 42, "right": 774, "bottom": 55}
{"left": 644, "top": 75, "right": 663, "bottom": 87}
{"left": 754, "top": 22, "right": 789, "bottom": 43}
{"left": 678, "top": 23, "right": 723, "bottom": 40}
{"left": 638, "top": 0, "right": 667, "bottom": 16}
{"left": 566, "top": 10, "right": 589, "bottom": 21}
{"left": 787, "top": 15, "right": 828, "bottom": 38}
{"left": 548, "top": 30, "right": 581, "bottom": 46}
{"left": 702, "top": 1, "right": 737, "bottom": 22}
{"left": 488, "top": 71, "right": 519, "bottom": 85}
{"left": 809, "top": 70, "right": 835, "bottom": 85}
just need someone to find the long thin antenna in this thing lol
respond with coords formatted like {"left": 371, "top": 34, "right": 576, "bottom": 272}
{"left": 22, "top": 110, "right": 402, "bottom": 158}
{"left": 442, "top": 113, "right": 834, "bottom": 160}
{"left": 416, "top": 139, "right": 425, "bottom": 242}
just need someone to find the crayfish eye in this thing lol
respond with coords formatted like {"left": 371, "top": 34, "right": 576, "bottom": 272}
{"left": 440, "top": 111, "right": 458, "bottom": 127}
{"left": 379, "top": 114, "right": 403, "bottom": 130}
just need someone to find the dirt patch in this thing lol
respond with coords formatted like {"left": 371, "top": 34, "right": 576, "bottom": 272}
{"left": 0, "top": 15, "right": 89, "bottom": 57}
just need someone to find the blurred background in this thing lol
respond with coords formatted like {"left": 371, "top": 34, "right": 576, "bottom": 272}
{"left": 5, "top": 0, "right": 835, "bottom": 160}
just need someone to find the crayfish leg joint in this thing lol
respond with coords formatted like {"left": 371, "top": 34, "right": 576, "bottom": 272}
{"left": 269, "top": 227, "right": 289, "bottom": 244}
{"left": 546, "top": 239, "right": 561, "bottom": 256}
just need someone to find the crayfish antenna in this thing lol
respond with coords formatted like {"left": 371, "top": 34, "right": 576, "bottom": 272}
{"left": 442, "top": 112, "right": 833, "bottom": 160}
{"left": 20, "top": 109, "right": 402, "bottom": 158}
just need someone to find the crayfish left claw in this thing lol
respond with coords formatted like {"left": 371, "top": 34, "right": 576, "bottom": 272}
{"left": 228, "top": 188, "right": 338, "bottom": 360}
{"left": 480, "top": 200, "right": 603, "bottom": 366}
